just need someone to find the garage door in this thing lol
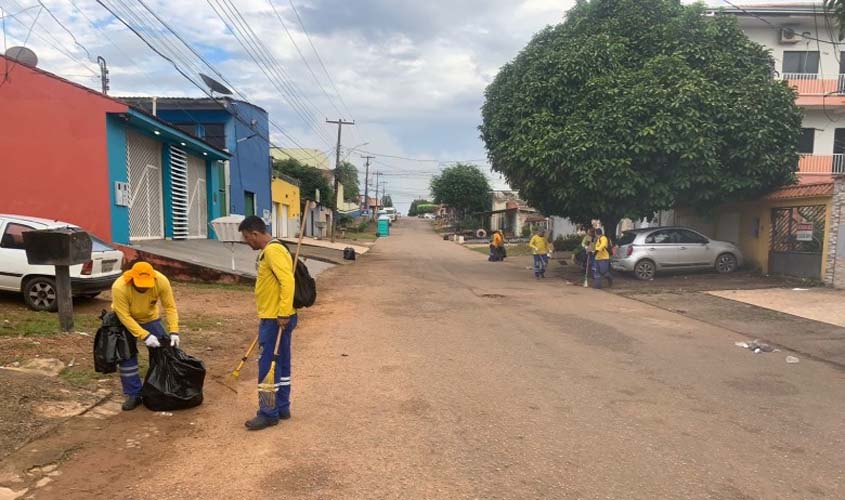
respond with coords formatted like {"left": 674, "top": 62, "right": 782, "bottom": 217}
{"left": 127, "top": 130, "right": 164, "bottom": 240}
{"left": 187, "top": 154, "right": 208, "bottom": 238}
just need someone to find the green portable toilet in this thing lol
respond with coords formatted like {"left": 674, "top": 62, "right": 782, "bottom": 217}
{"left": 377, "top": 215, "right": 390, "bottom": 237}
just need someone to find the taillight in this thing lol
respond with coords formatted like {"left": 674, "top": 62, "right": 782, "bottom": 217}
{"left": 626, "top": 246, "right": 634, "bottom": 257}
{"left": 81, "top": 261, "right": 93, "bottom": 275}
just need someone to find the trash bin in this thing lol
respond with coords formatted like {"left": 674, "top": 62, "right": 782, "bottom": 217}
{"left": 377, "top": 215, "right": 390, "bottom": 237}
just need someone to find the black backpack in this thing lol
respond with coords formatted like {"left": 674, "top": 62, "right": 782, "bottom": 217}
{"left": 265, "top": 240, "right": 317, "bottom": 308}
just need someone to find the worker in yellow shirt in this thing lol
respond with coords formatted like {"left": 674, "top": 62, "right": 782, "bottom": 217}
{"left": 111, "top": 261, "right": 180, "bottom": 411}
{"left": 489, "top": 230, "right": 504, "bottom": 261}
{"left": 592, "top": 228, "right": 614, "bottom": 289}
{"left": 239, "top": 215, "right": 297, "bottom": 431}
{"left": 528, "top": 227, "right": 552, "bottom": 279}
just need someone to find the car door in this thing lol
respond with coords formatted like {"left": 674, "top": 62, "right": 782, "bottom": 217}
{"left": 676, "top": 229, "right": 711, "bottom": 267}
{"left": 0, "top": 221, "right": 37, "bottom": 291}
{"left": 643, "top": 229, "right": 684, "bottom": 268}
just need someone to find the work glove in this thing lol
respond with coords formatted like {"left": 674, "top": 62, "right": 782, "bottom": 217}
{"left": 144, "top": 334, "right": 161, "bottom": 348}
{"left": 170, "top": 334, "right": 180, "bottom": 348}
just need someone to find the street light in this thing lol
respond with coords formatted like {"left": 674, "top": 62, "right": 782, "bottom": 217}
{"left": 342, "top": 142, "right": 370, "bottom": 160}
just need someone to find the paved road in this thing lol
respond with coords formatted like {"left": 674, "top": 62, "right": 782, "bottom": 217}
{"left": 39, "top": 220, "right": 845, "bottom": 499}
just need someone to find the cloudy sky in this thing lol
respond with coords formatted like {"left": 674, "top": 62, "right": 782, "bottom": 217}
{"left": 0, "top": 0, "right": 794, "bottom": 212}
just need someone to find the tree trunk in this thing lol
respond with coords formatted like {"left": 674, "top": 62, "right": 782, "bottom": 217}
{"left": 601, "top": 216, "right": 622, "bottom": 240}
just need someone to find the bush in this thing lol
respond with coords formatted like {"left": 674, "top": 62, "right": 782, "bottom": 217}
{"left": 554, "top": 234, "right": 582, "bottom": 252}
{"left": 356, "top": 221, "right": 369, "bottom": 233}
{"left": 521, "top": 225, "right": 531, "bottom": 238}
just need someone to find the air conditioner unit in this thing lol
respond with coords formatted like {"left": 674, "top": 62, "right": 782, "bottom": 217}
{"left": 780, "top": 28, "right": 800, "bottom": 44}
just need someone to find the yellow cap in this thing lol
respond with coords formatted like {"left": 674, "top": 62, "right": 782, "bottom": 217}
{"left": 126, "top": 261, "right": 155, "bottom": 288}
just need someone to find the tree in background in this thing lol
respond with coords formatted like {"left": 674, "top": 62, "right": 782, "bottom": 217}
{"left": 480, "top": 0, "right": 801, "bottom": 234}
{"left": 408, "top": 199, "right": 432, "bottom": 216}
{"left": 381, "top": 195, "right": 394, "bottom": 208}
{"left": 824, "top": 1, "right": 845, "bottom": 39}
{"left": 430, "top": 163, "right": 491, "bottom": 217}
{"left": 273, "top": 158, "right": 334, "bottom": 208}
{"left": 336, "top": 161, "right": 360, "bottom": 202}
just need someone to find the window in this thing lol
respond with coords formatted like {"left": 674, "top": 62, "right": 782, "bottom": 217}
{"left": 645, "top": 230, "right": 674, "bottom": 244}
{"left": 783, "top": 51, "right": 820, "bottom": 74}
{"left": 201, "top": 123, "right": 226, "bottom": 149}
{"left": 677, "top": 230, "right": 709, "bottom": 244}
{"left": 798, "top": 128, "right": 815, "bottom": 154}
{"left": 244, "top": 191, "right": 256, "bottom": 216}
{"left": 175, "top": 124, "right": 197, "bottom": 136}
{"left": 0, "top": 223, "right": 35, "bottom": 249}
{"left": 835, "top": 129, "right": 845, "bottom": 155}
{"left": 617, "top": 232, "right": 637, "bottom": 246}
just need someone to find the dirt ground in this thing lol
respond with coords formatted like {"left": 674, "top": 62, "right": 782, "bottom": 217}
{"left": 2, "top": 220, "right": 844, "bottom": 499}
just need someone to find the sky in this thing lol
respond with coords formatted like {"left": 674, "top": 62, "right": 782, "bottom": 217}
{"left": 0, "top": 0, "right": 807, "bottom": 213}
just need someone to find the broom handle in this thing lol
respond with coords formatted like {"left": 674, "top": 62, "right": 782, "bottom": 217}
{"left": 293, "top": 202, "right": 309, "bottom": 264}
{"left": 271, "top": 325, "right": 284, "bottom": 360}
{"left": 233, "top": 336, "right": 258, "bottom": 371}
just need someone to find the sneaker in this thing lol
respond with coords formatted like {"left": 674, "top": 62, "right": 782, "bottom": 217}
{"left": 122, "top": 396, "right": 142, "bottom": 411}
{"left": 244, "top": 415, "right": 279, "bottom": 431}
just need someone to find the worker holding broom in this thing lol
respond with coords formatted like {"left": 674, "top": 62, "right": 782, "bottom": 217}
{"left": 239, "top": 215, "right": 297, "bottom": 431}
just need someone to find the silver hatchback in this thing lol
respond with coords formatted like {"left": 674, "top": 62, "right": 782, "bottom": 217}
{"left": 610, "top": 227, "right": 744, "bottom": 280}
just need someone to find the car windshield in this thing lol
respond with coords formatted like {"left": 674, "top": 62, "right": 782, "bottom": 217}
{"left": 69, "top": 227, "right": 115, "bottom": 252}
{"left": 617, "top": 232, "right": 637, "bottom": 246}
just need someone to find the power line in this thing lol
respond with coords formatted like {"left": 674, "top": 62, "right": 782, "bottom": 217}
{"left": 0, "top": 3, "right": 41, "bottom": 87}
{"left": 358, "top": 149, "right": 487, "bottom": 164}
{"left": 718, "top": 0, "right": 841, "bottom": 46}
{"left": 36, "top": 0, "right": 93, "bottom": 61}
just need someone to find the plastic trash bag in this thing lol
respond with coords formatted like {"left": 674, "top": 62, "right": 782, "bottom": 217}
{"left": 141, "top": 343, "right": 206, "bottom": 411}
{"left": 93, "top": 311, "right": 137, "bottom": 374}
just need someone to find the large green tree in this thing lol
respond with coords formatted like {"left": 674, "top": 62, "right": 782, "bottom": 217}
{"left": 336, "top": 161, "right": 360, "bottom": 202}
{"left": 824, "top": 1, "right": 845, "bottom": 39}
{"left": 381, "top": 194, "right": 394, "bottom": 208}
{"left": 480, "top": 0, "right": 802, "bottom": 234}
{"left": 273, "top": 158, "right": 334, "bottom": 208}
{"left": 408, "top": 198, "right": 432, "bottom": 216}
{"left": 430, "top": 163, "right": 491, "bottom": 217}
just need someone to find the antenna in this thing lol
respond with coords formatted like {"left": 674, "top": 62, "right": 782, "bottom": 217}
{"left": 5, "top": 46, "right": 37, "bottom": 67}
{"left": 200, "top": 73, "right": 233, "bottom": 96}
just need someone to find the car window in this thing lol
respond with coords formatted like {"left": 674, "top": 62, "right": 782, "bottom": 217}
{"left": 677, "top": 230, "right": 708, "bottom": 244}
{"left": 617, "top": 232, "right": 637, "bottom": 246}
{"left": 0, "top": 223, "right": 35, "bottom": 249}
{"left": 646, "top": 230, "right": 673, "bottom": 244}
{"left": 90, "top": 236, "right": 114, "bottom": 252}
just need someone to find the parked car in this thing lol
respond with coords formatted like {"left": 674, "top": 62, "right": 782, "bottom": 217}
{"left": 610, "top": 226, "right": 743, "bottom": 280}
{"left": 0, "top": 214, "right": 124, "bottom": 311}
{"left": 383, "top": 207, "right": 398, "bottom": 222}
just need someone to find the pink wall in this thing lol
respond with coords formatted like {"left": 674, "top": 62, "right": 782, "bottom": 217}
{"left": 0, "top": 58, "right": 127, "bottom": 241}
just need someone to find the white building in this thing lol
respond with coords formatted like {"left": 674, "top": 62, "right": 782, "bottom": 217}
{"left": 712, "top": 2, "right": 845, "bottom": 182}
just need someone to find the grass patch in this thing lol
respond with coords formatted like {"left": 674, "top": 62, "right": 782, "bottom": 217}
{"left": 181, "top": 314, "right": 225, "bottom": 332}
{"left": 59, "top": 366, "right": 101, "bottom": 388}
{"left": 174, "top": 281, "right": 253, "bottom": 292}
{"left": 0, "top": 308, "right": 100, "bottom": 337}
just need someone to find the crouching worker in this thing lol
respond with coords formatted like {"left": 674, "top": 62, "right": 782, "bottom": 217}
{"left": 111, "top": 261, "right": 181, "bottom": 411}
{"left": 239, "top": 215, "right": 297, "bottom": 431}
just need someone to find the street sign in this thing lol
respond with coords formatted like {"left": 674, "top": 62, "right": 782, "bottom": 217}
{"left": 796, "top": 223, "right": 814, "bottom": 242}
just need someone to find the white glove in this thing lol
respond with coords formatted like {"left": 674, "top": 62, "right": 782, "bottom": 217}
{"left": 144, "top": 334, "right": 161, "bottom": 348}
{"left": 170, "top": 334, "right": 180, "bottom": 348}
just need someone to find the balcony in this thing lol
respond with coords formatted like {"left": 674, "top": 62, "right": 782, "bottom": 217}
{"left": 781, "top": 73, "right": 845, "bottom": 107}
{"left": 798, "top": 154, "right": 845, "bottom": 182}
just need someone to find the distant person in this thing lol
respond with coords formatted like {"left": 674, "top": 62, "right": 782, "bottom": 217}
{"left": 577, "top": 226, "right": 596, "bottom": 271}
{"left": 592, "top": 228, "right": 613, "bottom": 288}
{"left": 111, "top": 262, "right": 181, "bottom": 411}
{"left": 529, "top": 227, "right": 551, "bottom": 279}
{"left": 489, "top": 230, "right": 505, "bottom": 262}
{"left": 239, "top": 215, "right": 297, "bottom": 431}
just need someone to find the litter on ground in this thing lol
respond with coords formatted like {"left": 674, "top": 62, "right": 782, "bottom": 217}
{"left": 735, "top": 340, "right": 779, "bottom": 354}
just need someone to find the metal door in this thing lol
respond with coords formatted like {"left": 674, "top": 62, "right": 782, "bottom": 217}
{"left": 127, "top": 130, "right": 164, "bottom": 240}
{"left": 187, "top": 154, "right": 208, "bottom": 238}
{"left": 169, "top": 146, "right": 189, "bottom": 240}
{"left": 280, "top": 204, "right": 289, "bottom": 238}
{"left": 676, "top": 229, "right": 711, "bottom": 266}
{"left": 644, "top": 229, "right": 684, "bottom": 267}
{"left": 770, "top": 205, "right": 826, "bottom": 279}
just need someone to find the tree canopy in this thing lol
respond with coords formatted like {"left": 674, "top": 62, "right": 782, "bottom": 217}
{"left": 480, "top": 0, "right": 802, "bottom": 233}
{"left": 824, "top": 1, "right": 845, "bottom": 39}
{"left": 273, "top": 158, "right": 334, "bottom": 208}
{"left": 381, "top": 194, "right": 394, "bottom": 208}
{"left": 408, "top": 199, "right": 434, "bottom": 216}
{"left": 337, "top": 161, "right": 360, "bottom": 202}
{"left": 430, "top": 163, "right": 491, "bottom": 216}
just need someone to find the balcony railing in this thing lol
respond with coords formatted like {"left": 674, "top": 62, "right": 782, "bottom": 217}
{"left": 781, "top": 73, "right": 845, "bottom": 96}
{"left": 798, "top": 154, "right": 845, "bottom": 178}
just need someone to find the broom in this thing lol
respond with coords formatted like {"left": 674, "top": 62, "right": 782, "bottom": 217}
{"left": 257, "top": 205, "right": 310, "bottom": 408}
{"left": 220, "top": 336, "right": 258, "bottom": 393}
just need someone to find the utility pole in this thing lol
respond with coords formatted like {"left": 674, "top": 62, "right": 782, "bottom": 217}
{"left": 361, "top": 155, "right": 375, "bottom": 216}
{"left": 326, "top": 118, "right": 355, "bottom": 242}
{"left": 97, "top": 56, "right": 110, "bottom": 95}
{"left": 372, "top": 171, "right": 383, "bottom": 221}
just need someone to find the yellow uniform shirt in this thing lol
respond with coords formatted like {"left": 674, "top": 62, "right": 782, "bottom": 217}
{"left": 594, "top": 235, "right": 610, "bottom": 261}
{"left": 529, "top": 234, "right": 551, "bottom": 255}
{"left": 256, "top": 241, "right": 296, "bottom": 319}
{"left": 111, "top": 270, "right": 179, "bottom": 339}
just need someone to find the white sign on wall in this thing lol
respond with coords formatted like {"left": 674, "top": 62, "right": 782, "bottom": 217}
{"left": 796, "top": 223, "right": 814, "bottom": 242}
{"left": 262, "top": 209, "right": 272, "bottom": 225}
{"left": 114, "top": 181, "right": 131, "bottom": 207}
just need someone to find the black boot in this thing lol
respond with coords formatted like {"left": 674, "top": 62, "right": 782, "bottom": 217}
{"left": 244, "top": 415, "right": 279, "bottom": 431}
{"left": 122, "top": 396, "right": 142, "bottom": 411}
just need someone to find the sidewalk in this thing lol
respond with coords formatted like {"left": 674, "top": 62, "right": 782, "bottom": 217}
{"left": 708, "top": 288, "right": 845, "bottom": 329}
{"left": 279, "top": 236, "right": 370, "bottom": 255}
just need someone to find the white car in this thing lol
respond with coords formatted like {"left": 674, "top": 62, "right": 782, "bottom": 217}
{"left": 0, "top": 214, "right": 124, "bottom": 311}
{"left": 383, "top": 207, "right": 397, "bottom": 222}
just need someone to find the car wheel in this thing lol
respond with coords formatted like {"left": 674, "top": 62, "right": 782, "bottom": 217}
{"left": 634, "top": 260, "right": 656, "bottom": 281}
{"left": 716, "top": 253, "right": 737, "bottom": 274}
{"left": 23, "top": 277, "right": 58, "bottom": 312}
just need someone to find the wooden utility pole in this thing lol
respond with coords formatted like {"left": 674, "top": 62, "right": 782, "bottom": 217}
{"left": 372, "top": 171, "right": 383, "bottom": 220}
{"left": 326, "top": 118, "right": 355, "bottom": 242}
{"left": 361, "top": 155, "right": 375, "bottom": 216}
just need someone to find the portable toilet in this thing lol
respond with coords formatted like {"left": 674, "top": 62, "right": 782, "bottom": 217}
{"left": 377, "top": 215, "right": 390, "bottom": 237}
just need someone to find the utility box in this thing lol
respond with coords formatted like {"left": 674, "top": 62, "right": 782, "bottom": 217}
{"left": 377, "top": 215, "right": 390, "bottom": 237}
{"left": 22, "top": 228, "right": 92, "bottom": 266}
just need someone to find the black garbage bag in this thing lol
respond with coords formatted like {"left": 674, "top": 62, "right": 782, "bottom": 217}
{"left": 141, "top": 343, "right": 206, "bottom": 411}
{"left": 93, "top": 311, "right": 137, "bottom": 374}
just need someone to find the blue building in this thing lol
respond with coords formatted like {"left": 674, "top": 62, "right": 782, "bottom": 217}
{"left": 123, "top": 97, "right": 272, "bottom": 224}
